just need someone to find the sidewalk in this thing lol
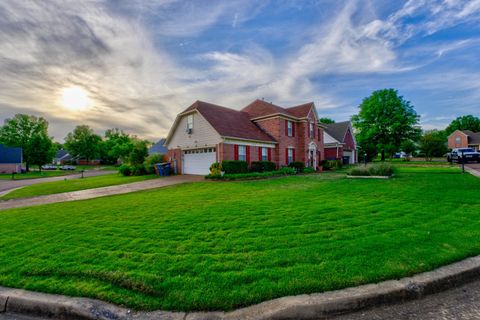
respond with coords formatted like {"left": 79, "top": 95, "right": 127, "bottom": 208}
{"left": 0, "top": 175, "right": 203, "bottom": 210}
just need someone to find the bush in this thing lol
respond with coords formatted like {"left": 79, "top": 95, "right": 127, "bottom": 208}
{"left": 288, "top": 161, "right": 305, "bottom": 173}
{"left": 131, "top": 164, "right": 147, "bottom": 176}
{"left": 303, "top": 167, "right": 315, "bottom": 174}
{"left": 210, "top": 162, "right": 222, "bottom": 175}
{"left": 221, "top": 160, "right": 248, "bottom": 174}
{"left": 349, "top": 163, "right": 395, "bottom": 177}
{"left": 250, "top": 161, "right": 276, "bottom": 172}
{"left": 279, "top": 167, "right": 296, "bottom": 175}
{"left": 205, "top": 168, "right": 297, "bottom": 180}
{"left": 144, "top": 154, "right": 166, "bottom": 174}
{"left": 322, "top": 160, "right": 343, "bottom": 170}
{"left": 118, "top": 164, "right": 132, "bottom": 176}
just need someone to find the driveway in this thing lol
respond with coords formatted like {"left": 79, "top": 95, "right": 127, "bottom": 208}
{"left": 466, "top": 163, "right": 480, "bottom": 178}
{"left": 0, "top": 175, "right": 203, "bottom": 210}
{"left": 0, "top": 170, "right": 116, "bottom": 196}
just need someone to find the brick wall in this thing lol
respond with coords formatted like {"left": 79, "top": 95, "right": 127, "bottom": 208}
{"left": 167, "top": 148, "right": 182, "bottom": 174}
{"left": 448, "top": 131, "right": 468, "bottom": 149}
{"left": 325, "top": 146, "right": 343, "bottom": 160}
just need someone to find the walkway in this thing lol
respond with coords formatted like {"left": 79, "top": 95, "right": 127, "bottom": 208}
{"left": 0, "top": 170, "right": 116, "bottom": 196}
{"left": 0, "top": 175, "right": 203, "bottom": 210}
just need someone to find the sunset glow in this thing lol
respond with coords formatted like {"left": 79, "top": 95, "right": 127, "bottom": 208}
{"left": 60, "top": 87, "right": 90, "bottom": 111}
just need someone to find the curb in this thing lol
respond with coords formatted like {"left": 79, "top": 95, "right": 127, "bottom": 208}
{"left": 1, "top": 255, "right": 480, "bottom": 320}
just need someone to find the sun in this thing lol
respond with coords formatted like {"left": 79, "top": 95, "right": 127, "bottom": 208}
{"left": 60, "top": 87, "right": 90, "bottom": 111}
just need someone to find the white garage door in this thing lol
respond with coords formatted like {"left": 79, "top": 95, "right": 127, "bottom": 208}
{"left": 183, "top": 148, "right": 216, "bottom": 175}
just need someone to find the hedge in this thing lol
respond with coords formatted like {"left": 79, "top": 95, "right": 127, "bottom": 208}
{"left": 250, "top": 161, "right": 276, "bottom": 172}
{"left": 221, "top": 160, "right": 248, "bottom": 174}
{"left": 206, "top": 167, "right": 296, "bottom": 181}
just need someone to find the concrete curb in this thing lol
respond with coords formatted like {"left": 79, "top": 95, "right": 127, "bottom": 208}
{"left": 1, "top": 255, "right": 480, "bottom": 320}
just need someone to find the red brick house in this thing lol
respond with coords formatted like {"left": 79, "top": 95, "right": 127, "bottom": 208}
{"left": 448, "top": 130, "right": 480, "bottom": 151}
{"left": 323, "top": 121, "right": 358, "bottom": 164}
{"left": 165, "top": 99, "right": 325, "bottom": 175}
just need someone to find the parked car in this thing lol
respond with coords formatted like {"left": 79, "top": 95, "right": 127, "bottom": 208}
{"left": 41, "top": 165, "right": 58, "bottom": 170}
{"left": 61, "top": 165, "right": 77, "bottom": 170}
{"left": 447, "top": 148, "right": 480, "bottom": 163}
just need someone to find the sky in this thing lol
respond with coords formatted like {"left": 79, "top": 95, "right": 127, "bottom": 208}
{"left": 1, "top": 0, "right": 479, "bottom": 142}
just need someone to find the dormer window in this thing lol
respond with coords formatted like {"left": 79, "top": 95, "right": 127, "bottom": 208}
{"left": 186, "top": 115, "right": 193, "bottom": 133}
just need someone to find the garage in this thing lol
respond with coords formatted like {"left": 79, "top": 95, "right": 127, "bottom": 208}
{"left": 183, "top": 148, "right": 216, "bottom": 175}
{"left": 343, "top": 150, "right": 355, "bottom": 164}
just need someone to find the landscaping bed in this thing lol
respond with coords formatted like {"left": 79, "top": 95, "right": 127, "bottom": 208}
{"left": 0, "top": 167, "right": 479, "bottom": 312}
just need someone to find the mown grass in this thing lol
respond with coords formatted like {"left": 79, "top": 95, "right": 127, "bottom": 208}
{"left": 0, "top": 174, "right": 159, "bottom": 200}
{"left": 0, "top": 166, "right": 479, "bottom": 312}
{"left": 0, "top": 170, "right": 75, "bottom": 180}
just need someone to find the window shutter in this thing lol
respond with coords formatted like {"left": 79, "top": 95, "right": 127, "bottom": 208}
{"left": 313, "top": 124, "right": 315, "bottom": 138}
{"left": 246, "top": 146, "right": 250, "bottom": 163}
{"left": 285, "top": 148, "right": 288, "bottom": 164}
{"left": 285, "top": 120, "right": 288, "bottom": 136}
{"left": 292, "top": 122, "right": 295, "bottom": 137}
{"left": 318, "top": 128, "right": 320, "bottom": 140}
{"left": 268, "top": 148, "right": 271, "bottom": 161}
{"left": 234, "top": 145, "right": 239, "bottom": 160}
{"left": 258, "top": 147, "right": 262, "bottom": 160}
{"left": 293, "top": 149, "right": 296, "bottom": 161}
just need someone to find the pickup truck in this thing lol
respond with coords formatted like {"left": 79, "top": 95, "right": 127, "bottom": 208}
{"left": 447, "top": 148, "right": 480, "bottom": 163}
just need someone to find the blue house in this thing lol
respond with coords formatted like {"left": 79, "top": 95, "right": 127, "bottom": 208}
{"left": 149, "top": 138, "right": 168, "bottom": 155}
{"left": 0, "top": 144, "right": 23, "bottom": 173}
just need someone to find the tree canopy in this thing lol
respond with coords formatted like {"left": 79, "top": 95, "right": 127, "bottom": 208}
{"left": 100, "top": 128, "right": 135, "bottom": 164}
{"left": 445, "top": 115, "right": 480, "bottom": 136}
{"left": 352, "top": 89, "right": 421, "bottom": 161}
{"left": 319, "top": 117, "right": 335, "bottom": 124}
{"left": 64, "top": 125, "right": 102, "bottom": 163}
{"left": 0, "top": 114, "right": 55, "bottom": 171}
{"left": 419, "top": 130, "right": 448, "bottom": 161}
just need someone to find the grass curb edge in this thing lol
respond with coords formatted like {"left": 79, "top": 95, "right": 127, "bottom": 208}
{"left": 1, "top": 255, "right": 480, "bottom": 320}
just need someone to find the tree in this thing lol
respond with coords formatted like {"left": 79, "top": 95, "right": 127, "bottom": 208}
{"left": 352, "top": 89, "right": 421, "bottom": 161}
{"left": 419, "top": 130, "right": 448, "bottom": 161}
{"left": 319, "top": 117, "right": 335, "bottom": 124}
{"left": 100, "top": 128, "right": 134, "bottom": 164}
{"left": 64, "top": 125, "right": 102, "bottom": 164}
{"left": 445, "top": 115, "right": 480, "bottom": 136}
{"left": 128, "top": 140, "right": 149, "bottom": 165}
{"left": 0, "top": 114, "right": 55, "bottom": 171}
{"left": 401, "top": 139, "right": 416, "bottom": 157}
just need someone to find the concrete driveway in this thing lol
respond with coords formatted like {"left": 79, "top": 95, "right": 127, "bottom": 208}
{"left": 0, "top": 175, "right": 203, "bottom": 210}
{"left": 0, "top": 170, "right": 116, "bottom": 196}
{"left": 466, "top": 163, "right": 480, "bottom": 178}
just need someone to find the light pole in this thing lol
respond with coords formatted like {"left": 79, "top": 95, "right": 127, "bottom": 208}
{"left": 364, "top": 152, "right": 367, "bottom": 167}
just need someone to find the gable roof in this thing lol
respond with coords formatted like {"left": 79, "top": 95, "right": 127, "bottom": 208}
{"left": 55, "top": 149, "right": 71, "bottom": 161}
{"left": 462, "top": 130, "right": 480, "bottom": 144}
{"left": 322, "top": 121, "right": 351, "bottom": 143}
{"left": 241, "top": 99, "right": 315, "bottom": 120}
{"left": 0, "top": 144, "right": 22, "bottom": 164}
{"left": 149, "top": 138, "right": 168, "bottom": 154}
{"left": 179, "top": 101, "right": 276, "bottom": 143}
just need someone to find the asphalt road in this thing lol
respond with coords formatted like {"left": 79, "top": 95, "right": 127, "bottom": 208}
{"left": 1, "top": 279, "right": 480, "bottom": 320}
{"left": 0, "top": 170, "right": 116, "bottom": 195}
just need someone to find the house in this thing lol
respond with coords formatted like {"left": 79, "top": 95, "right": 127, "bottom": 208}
{"left": 0, "top": 144, "right": 23, "bottom": 173}
{"left": 54, "top": 149, "right": 72, "bottom": 165}
{"left": 149, "top": 138, "right": 168, "bottom": 155}
{"left": 165, "top": 99, "right": 325, "bottom": 175}
{"left": 448, "top": 130, "right": 480, "bottom": 151}
{"left": 322, "top": 121, "right": 358, "bottom": 164}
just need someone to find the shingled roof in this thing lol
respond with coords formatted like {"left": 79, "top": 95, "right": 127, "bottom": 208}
{"left": 0, "top": 144, "right": 22, "bottom": 164}
{"left": 241, "top": 99, "right": 314, "bottom": 119}
{"left": 323, "top": 121, "right": 351, "bottom": 143}
{"left": 462, "top": 130, "right": 480, "bottom": 144}
{"left": 182, "top": 101, "right": 276, "bottom": 142}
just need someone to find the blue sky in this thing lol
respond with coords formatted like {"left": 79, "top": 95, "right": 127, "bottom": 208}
{"left": 0, "top": 0, "right": 479, "bottom": 141}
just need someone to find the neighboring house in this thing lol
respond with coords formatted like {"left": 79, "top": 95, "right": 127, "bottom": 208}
{"left": 54, "top": 149, "right": 72, "bottom": 165}
{"left": 0, "top": 144, "right": 23, "bottom": 174}
{"left": 448, "top": 130, "right": 480, "bottom": 151}
{"left": 149, "top": 138, "right": 168, "bottom": 155}
{"left": 322, "top": 121, "right": 358, "bottom": 164}
{"left": 165, "top": 99, "right": 325, "bottom": 175}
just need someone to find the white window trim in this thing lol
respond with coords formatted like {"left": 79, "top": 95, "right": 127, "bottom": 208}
{"left": 186, "top": 115, "right": 194, "bottom": 130}
{"left": 287, "top": 121, "right": 293, "bottom": 137}
{"left": 262, "top": 147, "right": 268, "bottom": 161}
{"left": 287, "top": 148, "right": 294, "bottom": 164}
{"left": 238, "top": 145, "right": 247, "bottom": 161}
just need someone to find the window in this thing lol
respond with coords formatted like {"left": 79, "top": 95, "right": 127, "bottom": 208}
{"left": 262, "top": 147, "right": 268, "bottom": 161}
{"left": 238, "top": 145, "right": 246, "bottom": 161}
{"left": 310, "top": 123, "right": 315, "bottom": 138}
{"left": 455, "top": 137, "right": 461, "bottom": 145}
{"left": 287, "top": 148, "right": 294, "bottom": 164}
{"left": 287, "top": 121, "right": 293, "bottom": 137}
{"left": 186, "top": 115, "right": 193, "bottom": 132}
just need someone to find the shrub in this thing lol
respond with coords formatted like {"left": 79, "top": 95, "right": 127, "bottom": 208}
{"left": 221, "top": 160, "right": 248, "bottom": 174}
{"left": 210, "top": 162, "right": 222, "bottom": 175}
{"left": 303, "top": 167, "right": 315, "bottom": 174}
{"left": 279, "top": 167, "right": 296, "bottom": 175}
{"left": 322, "top": 160, "right": 343, "bottom": 170}
{"left": 205, "top": 168, "right": 297, "bottom": 180}
{"left": 250, "top": 161, "right": 276, "bottom": 172}
{"left": 349, "top": 163, "right": 395, "bottom": 177}
{"left": 144, "top": 154, "right": 166, "bottom": 174}
{"left": 288, "top": 161, "right": 305, "bottom": 173}
{"left": 131, "top": 164, "right": 147, "bottom": 176}
{"left": 118, "top": 164, "right": 132, "bottom": 176}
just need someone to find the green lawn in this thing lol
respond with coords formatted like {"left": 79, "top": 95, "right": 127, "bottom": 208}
{"left": 0, "top": 170, "right": 73, "bottom": 180}
{"left": 0, "top": 174, "right": 159, "bottom": 200}
{"left": 0, "top": 167, "right": 479, "bottom": 312}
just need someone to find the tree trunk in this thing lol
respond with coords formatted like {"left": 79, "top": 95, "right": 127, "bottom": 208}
{"left": 381, "top": 149, "right": 385, "bottom": 161}
{"left": 26, "top": 162, "right": 29, "bottom": 172}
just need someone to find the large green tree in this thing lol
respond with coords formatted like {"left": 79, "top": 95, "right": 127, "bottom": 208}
{"left": 0, "top": 114, "right": 55, "bottom": 171}
{"left": 100, "top": 128, "right": 135, "bottom": 164}
{"left": 419, "top": 130, "right": 448, "bottom": 161}
{"left": 319, "top": 117, "right": 335, "bottom": 124}
{"left": 352, "top": 89, "right": 421, "bottom": 161}
{"left": 445, "top": 115, "right": 480, "bottom": 136}
{"left": 64, "top": 125, "right": 102, "bottom": 164}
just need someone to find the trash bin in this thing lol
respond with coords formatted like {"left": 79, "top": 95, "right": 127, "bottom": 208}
{"left": 155, "top": 163, "right": 171, "bottom": 176}
{"left": 162, "top": 163, "right": 171, "bottom": 176}
{"left": 155, "top": 163, "right": 164, "bottom": 176}
{"left": 342, "top": 156, "right": 350, "bottom": 165}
